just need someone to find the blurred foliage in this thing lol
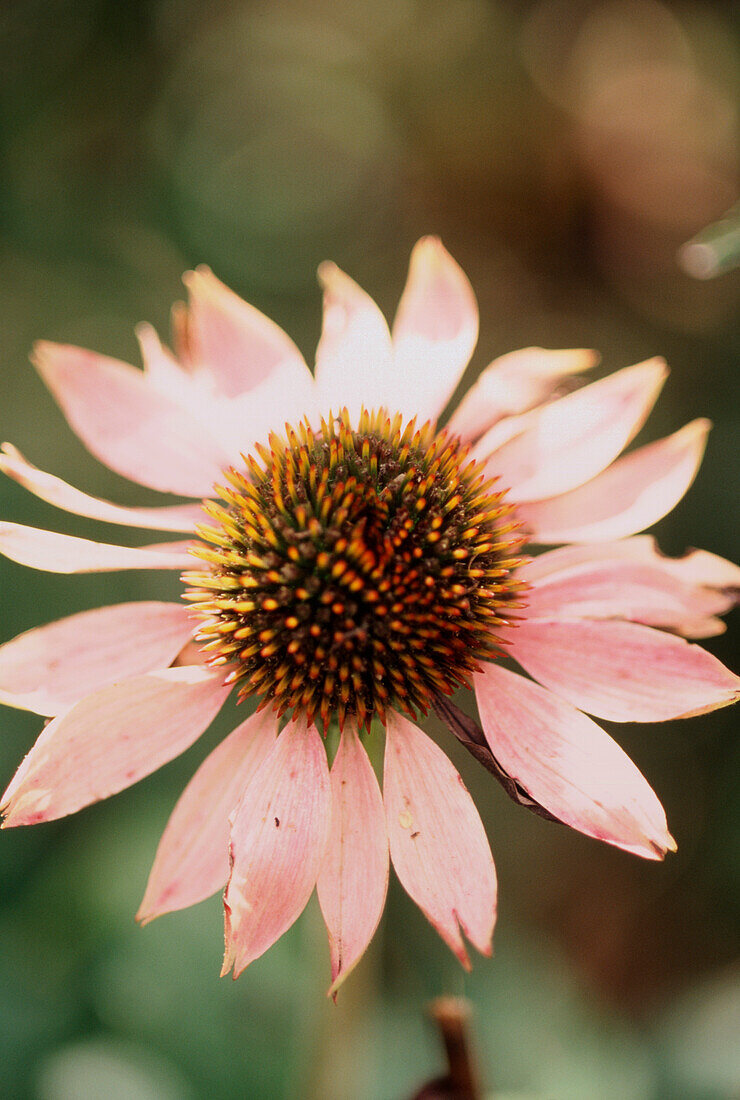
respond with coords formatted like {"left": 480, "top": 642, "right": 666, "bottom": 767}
{"left": 0, "top": 0, "right": 738, "bottom": 1097}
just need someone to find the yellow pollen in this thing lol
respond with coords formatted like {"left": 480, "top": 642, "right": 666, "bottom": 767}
{"left": 184, "top": 407, "right": 528, "bottom": 730}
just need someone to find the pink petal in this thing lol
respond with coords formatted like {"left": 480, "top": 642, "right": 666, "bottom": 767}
{"left": 520, "top": 537, "right": 739, "bottom": 630}
{"left": 313, "top": 262, "right": 393, "bottom": 423}
{"left": 449, "top": 347, "right": 598, "bottom": 442}
{"left": 137, "top": 709, "right": 278, "bottom": 924}
{"left": 391, "top": 237, "right": 479, "bottom": 423}
{"left": 0, "top": 445, "right": 203, "bottom": 532}
{"left": 220, "top": 368, "right": 317, "bottom": 459}
{"left": 136, "top": 322, "right": 229, "bottom": 417}
{"left": 383, "top": 710, "right": 496, "bottom": 968}
{"left": 647, "top": 547, "right": 740, "bottom": 590}
{"left": 523, "top": 559, "right": 732, "bottom": 637}
{"left": 222, "top": 718, "right": 331, "bottom": 978}
{"left": 0, "top": 601, "right": 194, "bottom": 716}
{"left": 1, "top": 666, "right": 230, "bottom": 827}
{"left": 518, "top": 420, "right": 710, "bottom": 543}
{"left": 136, "top": 322, "right": 191, "bottom": 393}
{"left": 519, "top": 534, "right": 679, "bottom": 582}
{"left": 316, "top": 724, "right": 389, "bottom": 998}
{"left": 0, "top": 523, "right": 194, "bottom": 573}
{"left": 33, "top": 342, "right": 231, "bottom": 496}
{"left": 481, "top": 358, "right": 668, "bottom": 502}
{"left": 183, "top": 266, "right": 312, "bottom": 399}
{"left": 474, "top": 663, "right": 675, "bottom": 858}
{"left": 139, "top": 321, "right": 314, "bottom": 467}
{"left": 467, "top": 407, "right": 534, "bottom": 456}
{"left": 505, "top": 619, "right": 740, "bottom": 722}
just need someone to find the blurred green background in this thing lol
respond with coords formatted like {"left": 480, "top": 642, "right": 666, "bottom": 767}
{"left": 0, "top": 1, "right": 738, "bottom": 1097}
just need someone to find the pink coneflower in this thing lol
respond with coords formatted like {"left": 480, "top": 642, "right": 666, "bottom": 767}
{"left": 1, "top": 239, "right": 738, "bottom": 994}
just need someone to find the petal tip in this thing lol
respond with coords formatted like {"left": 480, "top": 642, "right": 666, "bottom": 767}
{"left": 185, "top": 264, "right": 214, "bottom": 284}
{"left": 317, "top": 260, "right": 339, "bottom": 285}
{"left": 689, "top": 417, "right": 712, "bottom": 439}
{"left": 416, "top": 233, "right": 443, "bottom": 252}
{"left": 182, "top": 267, "right": 211, "bottom": 292}
{"left": 410, "top": 235, "right": 450, "bottom": 272}
{"left": 30, "top": 341, "right": 56, "bottom": 374}
{"left": 646, "top": 833, "right": 677, "bottom": 860}
{"left": 327, "top": 969, "right": 349, "bottom": 1001}
{"left": 642, "top": 355, "right": 670, "bottom": 393}
{"left": 135, "top": 890, "right": 164, "bottom": 925}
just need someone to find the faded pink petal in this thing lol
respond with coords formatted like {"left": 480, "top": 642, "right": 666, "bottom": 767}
{"left": 137, "top": 709, "right": 278, "bottom": 924}
{"left": 467, "top": 407, "right": 534, "bottom": 457}
{"left": 0, "top": 601, "right": 194, "bottom": 716}
{"left": 480, "top": 358, "right": 667, "bottom": 502}
{"left": 136, "top": 323, "right": 230, "bottom": 420}
{"left": 313, "top": 262, "right": 393, "bottom": 422}
{"left": 317, "top": 724, "right": 389, "bottom": 998}
{"left": 226, "top": 371, "right": 318, "bottom": 454}
{"left": 449, "top": 347, "right": 598, "bottom": 441}
{"left": 140, "top": 317, "right": 314, "bottom": 467}
{"left": 505, "top": 619, "right": 740, "bottom": 722}
{"left": 519, "top": 534, "right": 696, "bottom": 582}
{"left": 0, "top": 444, "right": 203, "bottom": 532}
{"left": 519, "top": 539, "right": 738, "bottom": 635}
{"left": 523, "top": 559, "right": 732, "bottom": 637}
{"left": 136, "top": 322, "right": 191, "bottom": 393}
{"left": 391, "top": 237, "right": 479, "bottom": 423}
{"left": 383, "top": 710, "right": 496, "bottom": 968}
{"left": 474, "top": 663, "right": 675, "bottom": 859}
{"left": 0, "top": 523, "right": 194, "bottom": 573}
{"left": 1, "top": 666, "right": 229, "bottom": 827}
{"left": 646, "top": 547, "right": 740, "bottom": 590}
{"left": 183, "top": 266, "right": 312, "bottom": 398}
{"left": 33, "top": 342, "right": 231, "bottom": 496}
{"left": 222, "top": 718, "right": 331, "bottom": 978}
{"left": 519, "top": 420, "right": 710, "bottom": 543}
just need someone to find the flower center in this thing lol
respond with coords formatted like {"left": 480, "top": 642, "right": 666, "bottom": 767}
{"left": 184, "top": 409, "right": 527, "bottom": 730}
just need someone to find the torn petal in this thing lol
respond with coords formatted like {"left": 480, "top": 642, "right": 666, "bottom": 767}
{"left": 523, "top": 559, "right": 733, "bottom": 637}
{"left": 519, "top": 538, "right": 738, "bottom": 635}
{"left": 222, "top": 717, "right": 331, "bottom": 978}
{"left": 137, "top": 709, "right": 278, "bottom": 923}
{"left": 317, "top": 724, "right": 389, "bottom": 997}
{"left": 383, "top": 710, "right": 496, "bottom": 968}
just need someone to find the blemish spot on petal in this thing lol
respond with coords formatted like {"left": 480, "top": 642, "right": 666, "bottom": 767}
{"left": 399, "top": 810, "right": 413, "bottom": 829}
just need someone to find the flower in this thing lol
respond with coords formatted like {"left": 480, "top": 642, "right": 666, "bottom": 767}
{"left": 1, "top": 238, "right": 738, "bottom": 995}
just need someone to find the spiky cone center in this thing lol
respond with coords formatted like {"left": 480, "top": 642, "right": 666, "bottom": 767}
{"left": 183, "top": 408, "right": 528, "bottom": 731}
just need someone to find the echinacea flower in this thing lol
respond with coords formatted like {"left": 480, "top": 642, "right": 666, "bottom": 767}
{"left": 1, "top": 239, "right": 738, "bottom": 995}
